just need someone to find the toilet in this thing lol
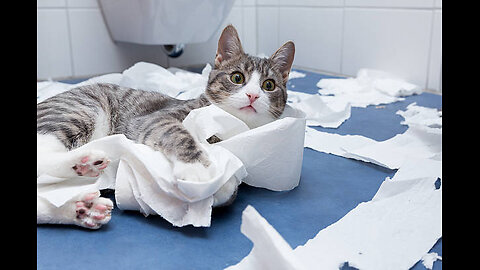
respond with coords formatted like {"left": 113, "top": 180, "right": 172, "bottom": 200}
{"left": 99, "top": 0, "right": 236, "bottom": 45}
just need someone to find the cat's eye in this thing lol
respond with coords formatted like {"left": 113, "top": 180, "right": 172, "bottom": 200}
{"left": 230, "top": 72, "right": 245, "bottom": 84}
{"left": 262, "top": 79, "right": 275, "bottom": 91}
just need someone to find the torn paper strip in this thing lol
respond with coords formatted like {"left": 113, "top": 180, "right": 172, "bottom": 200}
{"left": 305, "top": 125, "right": 441, "bottom": 170}
{"left": 228, "top": 158, "right": 441, "bottom": 270}
{"left": 316, "top": 68, "right": 422, "bottom": 108}
{"left": 287, "top": 91, "right": 351, "bottom": 128}
{"left": 225, "top": 205, "right": 308, "bottom": 270}
{"left": 37, "top": 105, "right": 306, "bottom": 227}
{"left": 292, "top": 160, "right": 441, "bottom": 270}
{"left": 288, "top": 71, "right": 306, "bottom": 80}
{"left": 37, "top": 62, "right": 211, "bottom": 104}
{"left": 304, "top": 127, "right": 378, "bottom": 158}
{"left": 421, "top": 252, "right": 442, "bottom": 270}
{"left": 396, "top": 102, "right": 442, "bottom": 130}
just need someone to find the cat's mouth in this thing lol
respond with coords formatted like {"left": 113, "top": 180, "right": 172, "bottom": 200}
{"left": 239, "top": 105, "right": 257, "bottom": 113}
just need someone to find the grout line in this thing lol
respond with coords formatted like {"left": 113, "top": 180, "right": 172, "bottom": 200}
{"left": 255, "top": 2, "right": 259, "bottom": 56}
{"left": 339, "top": 2, "right": 346, "bottom": 74}
{"left": 293, "top": 65, "right": 349, "bottom": 78}
{"left": 37, "top": 7, "right": 99, "bottom": 10}
{"left": 64, "top": 8, "right": 76, "bottom": 77}
{"left": 425, "top": 10, "right": 436, "bottom": 91}
{"left": 257, "top": 5, "right": 442, "bottom": 10}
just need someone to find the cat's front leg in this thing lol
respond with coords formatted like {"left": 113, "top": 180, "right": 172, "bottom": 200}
{"left": 139, "top": 117, "right": 213, "bottom": 183}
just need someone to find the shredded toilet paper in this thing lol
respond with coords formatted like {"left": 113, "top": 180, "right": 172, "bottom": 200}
{"left": 396, "top": 102, "right": 442, "bottom": 130}
{"left": 421, "top": 252, "right": 442, "bottom": 269}
{"left": 228, "top": 101, "right": 442, "bottom": 269}
{"left": 287, "top": 91, "right": 351, "bottom": 128}
{"left": 37, "top": 62, "right": 306, "bottom": 227}
{"left": 304, "top": 102, "right": 442, "bottom": 170}
{"left": 228, "top": 158, "right": 441, "bottom": 269}
{"left": 316, "top": 68, "right": 422, "bottom": 108}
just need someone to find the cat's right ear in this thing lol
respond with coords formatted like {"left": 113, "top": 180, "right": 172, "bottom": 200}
{"left": 215, "top": 25, "right": 244, "bottom": 68}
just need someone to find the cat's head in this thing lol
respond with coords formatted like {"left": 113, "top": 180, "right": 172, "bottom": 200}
{"left": 205, "top": 25, "right": 295, "bottom": 128}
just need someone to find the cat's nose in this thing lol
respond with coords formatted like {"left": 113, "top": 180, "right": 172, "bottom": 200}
{"left": 246, "top": 93, "right": 259, "bottom": 103}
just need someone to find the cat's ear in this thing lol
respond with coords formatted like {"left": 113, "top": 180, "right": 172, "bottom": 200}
{"left": 215, "top": 25, "right": 244, "bottom": 68}
{"left": 270, "top": 41, "right": 295, "bottom": 84}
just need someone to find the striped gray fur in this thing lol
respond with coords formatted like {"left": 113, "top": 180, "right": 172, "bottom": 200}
{"left": 37, "top": 83, "right": 211, "bottom": 165}
{"left": 37, "top": 24, "right": 294, "bottom": 172}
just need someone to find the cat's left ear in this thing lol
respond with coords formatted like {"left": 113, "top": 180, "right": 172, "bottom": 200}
{"left": 270, "top": 41, "right": 295, "bottom": 84}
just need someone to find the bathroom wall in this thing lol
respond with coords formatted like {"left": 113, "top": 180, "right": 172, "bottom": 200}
{"left": 37, "top": 0, "right": 442, "bottom": 92}
{"left": 37, "top": 0, "right": 168, "bottom": 80}
{"left": 167, "top": 0, "right": 442, "bottom": 92}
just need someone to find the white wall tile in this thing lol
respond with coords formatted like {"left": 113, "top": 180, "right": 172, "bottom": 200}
{"left": 279, "top": 7, "right": 343, "bottom": 73}
{"left": 345, "top": 0, "right": 434, "bottom": 8}
{"left": 278, "top": 0, "right": 343, "bottom": 6}
{"left": 256, "top": 7, "right": 279, "bottom": 56}
{"left": 68, "top": 9, "right": 167, "bottom": 77}
{"left": 66, "top": 0, "right": 98, "bottom": 8}
{"left": 342, "top": 8, "right": 433, "bottom": 88}
{"left": 37, "top": 0, "right": 66, "bottom": 8}
{"left": 68, "top": 9, "right": 124, "bottom": 76}
{"left": 243, "top": 0, "right": 257, "bottom": 6}
{"left": 242, "top": 7, "right": 257, "bottom": 55}
{"left": 427, "top": 10, "right": 441, "bottom": 92}
{"left": 168, "top": 7, "right": 243, "bottom": 68}
{"left": 37, "top": 9, "right": 72, "bottom": 79}
{"left": 434, "top": 0, "right": 442, "bottom": 8}
{"left": 257, "top": 0, "right": 279, "bottom": 6}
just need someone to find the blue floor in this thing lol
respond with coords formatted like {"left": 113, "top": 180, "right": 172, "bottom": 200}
{"left": 38, "top": 69, "right": 442, "bottom": 270}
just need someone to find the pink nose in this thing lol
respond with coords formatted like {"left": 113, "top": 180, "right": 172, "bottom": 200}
{"left": 246, "top": 93, "right": 259, "bottom": 103}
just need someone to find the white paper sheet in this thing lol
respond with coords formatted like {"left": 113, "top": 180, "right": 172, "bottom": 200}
{"left": 288, "top": 71, "right": 306, "bottom": 80}
{"left": 228, "top": 100, "right": 442, "bottom": 269}
{"left": 37, "top": 103, "right": 306, "bottom": 226}
{"left": 396, "top": 102, "right": 442, "bottom": 130}
{"left": 287, "top": 91, "right": 351, "bottom": 128}
{"left": 305, "top": 124, "right": 441, "bottom": 170}
{"left": 316, "top": 68, "right": 422, "bottom": 108}
{"left": 228, "top": 157, "right": 442, "bottom": 270}
{"left": 421, "top": 252, "right": 442, "bottom": 269}
{"left": 37, "top": 62, "right": 210, "bottom": 104}
{"left": 291, "top": 159, "right": 442, "bottom": 270}
{"left": 225, "top": 205, "right": 307, "bottom": 270}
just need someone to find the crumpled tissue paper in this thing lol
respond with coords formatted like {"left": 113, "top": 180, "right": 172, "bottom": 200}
{"left": 37, "top": 62, "right": 306, "bottom": 227}
{"left": 317, "top": 68, "right": 422, "bottom": 108}
{"left": 227, "top": 157, "right": 441, "bottom": 270}
{"left": 227, "top": 101, "right": 442, "bottom": 269}
{"left": 287, "top": 90, "right": 351, "bottom": 128}
{"left": 304, "top": 101, "right": 442, "bottom": 170}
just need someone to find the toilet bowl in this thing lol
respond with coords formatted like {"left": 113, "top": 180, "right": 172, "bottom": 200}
{"left": 99, "top": 0, "right": 236, "bottom": 45}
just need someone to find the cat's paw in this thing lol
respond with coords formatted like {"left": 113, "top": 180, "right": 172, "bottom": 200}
{"left": 71, "top": 150, "right": 110, "bottom": 177}
{"left": 213, "top": 177, "right": 241, "bottom": 207}
{"left": 173, "top": 161, "right": 213, "bottom": 183}
{"left": 73, "top": 191, "right": 113, "bottom": 229}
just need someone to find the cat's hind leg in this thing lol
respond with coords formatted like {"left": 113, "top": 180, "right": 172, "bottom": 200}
{"left": 38, "top": 190, "right": 113, "bottom": 229}
{"left": 37, "top": 133, "right": 110, "bottom": 178}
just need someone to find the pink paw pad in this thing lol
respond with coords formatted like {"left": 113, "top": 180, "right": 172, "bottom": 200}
{"left": 72, "top": 155, "right": 110, "bottom": 177}
{"left": 74, "top": 192, "right": 113, "bottom": 229}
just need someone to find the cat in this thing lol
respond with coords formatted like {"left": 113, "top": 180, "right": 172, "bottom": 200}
{"left": 37, "top": 24, "right": 295, "bottom": 229}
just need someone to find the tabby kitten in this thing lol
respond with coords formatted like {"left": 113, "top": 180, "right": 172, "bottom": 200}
{"left": 37, "top": 25, "right": 295, "bottom": 229}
